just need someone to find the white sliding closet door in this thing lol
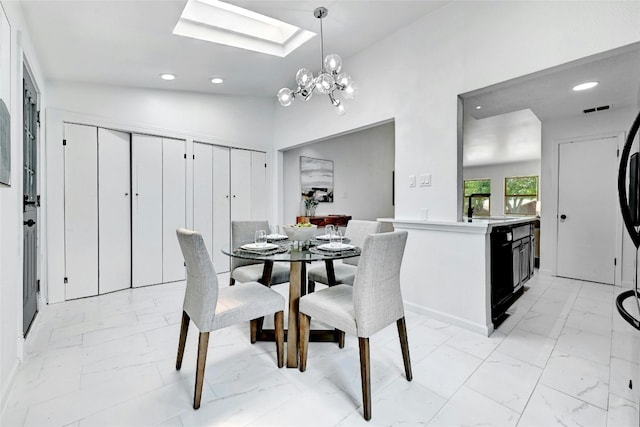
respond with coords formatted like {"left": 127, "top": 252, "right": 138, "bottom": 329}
{"left": 98, "top": 128, "right": 131, "bottom": 294}
{"left": 230, "top": 149, "right": 252, "bottom": 220}
{"left": 132, "top": 134, "right": 163, "bottom": 287}
{"left": 251, "top": 151, "right": 267, "bottom": 219}
{"left": 162, "top": 137, "right": 186, "bottom": 282}
{"left": 64, "top": 123, "right": 98, "bottom": 300}
{"left": 213, "top": 145, "right": 230, "bottom": 272}
{"left": 193, "top": 142, "right": 213, "bottom": 254}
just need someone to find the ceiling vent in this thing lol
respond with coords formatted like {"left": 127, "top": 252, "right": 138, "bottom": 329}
{"left": 583, "top": 105, "right": 611, "bottom": 114}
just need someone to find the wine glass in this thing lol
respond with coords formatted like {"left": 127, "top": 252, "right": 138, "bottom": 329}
{"left": 330, "top": 230, "right": 342, "bottom": 248}
{"left": 254, "top": 230, "right": 267, "bottom": 247}
{"left": 270, "top": 225, "right": 280, "bottom": 237}
{"left": 325, "top": 224, "right": 335, "bottom": 239}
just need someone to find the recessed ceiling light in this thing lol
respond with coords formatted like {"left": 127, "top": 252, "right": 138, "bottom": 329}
{"left": 160, "top": 73, "right": 176, "bottom": 81}
{"left": 211, "top": 77, "right": 224, "bottom": 84}
{"left": 173, "top": 0, "right": 315, "bottom": 57}
{"left": 572, "top": 81, "right": 599, "bottom": 91}
{"left": 476, "top": 105, "right": 482, "bottom": 110}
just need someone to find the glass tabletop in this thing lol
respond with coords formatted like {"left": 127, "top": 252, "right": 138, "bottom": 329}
{"left": 222, "top": 240, "right": 359, "bottom": 263}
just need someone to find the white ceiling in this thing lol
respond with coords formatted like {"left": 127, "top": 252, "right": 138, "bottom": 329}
{"left": 463, "top": 109, "right": 541, "bottom": 167}
{"left": 19, "top": 0, "right": 449, "bottom": 96}
{"left": 461, "top": 43, "right": 640, "bottom": 167}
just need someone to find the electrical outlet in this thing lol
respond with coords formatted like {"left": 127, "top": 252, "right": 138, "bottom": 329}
{"left": 420, "top": 208, "right": 429, "bottom": 220}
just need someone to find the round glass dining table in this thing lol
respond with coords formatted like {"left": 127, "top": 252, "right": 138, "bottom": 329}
{"left": 222, "top": 241, "right": 359, "bottom": 368}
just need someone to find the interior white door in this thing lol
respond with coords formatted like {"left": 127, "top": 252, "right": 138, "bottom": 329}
{"left": 98, "top": 128, "right": 131, "bottom": 294}
{"left": 213, "top": 145, "right": 231, "bottom": 272}
{"left": 557, "top": 136, "right": 618, "bottom": 284}
{"left": 230, "top": 149, "right": 252, "bottom": 221}
{"left": 251, "top": 151, "right": 267, "bottom": 219}
{"left": 64, "top": 123, "right": 98, "bottom": 299}
{"left": 132, "top": 134, "right": 163, "bottom": 287}
{"left": 162, "top": 137, "right": 186, "bottom": 282}
{"left": 193, "top": 142, "right": 214, "bottom": 255}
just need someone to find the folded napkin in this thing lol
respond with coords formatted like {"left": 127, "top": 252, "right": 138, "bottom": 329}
{"left": 309, "top": 247, "right": 361, "bottom": 257}
{"left": 234, "top": 246, "right": 289, "bottom": 256}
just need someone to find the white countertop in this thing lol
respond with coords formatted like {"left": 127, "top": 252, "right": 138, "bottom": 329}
{"left": 378, "top": 216, "right": 537, "bottom": 234}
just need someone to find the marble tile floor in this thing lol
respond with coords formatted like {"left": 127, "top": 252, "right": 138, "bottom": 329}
{"left": 2, "top": 272, "right": 640, "bottom": 426}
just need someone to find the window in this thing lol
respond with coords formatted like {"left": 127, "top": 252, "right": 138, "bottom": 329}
{"left": 505, "top": 176, "right": 538, "bottom": 215}
{"left": 463, "top": 179, "right": 491, "bottom": 217}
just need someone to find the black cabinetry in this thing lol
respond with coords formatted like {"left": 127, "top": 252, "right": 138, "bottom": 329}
{"left": 490, "top": 222, "right": 535, "bottom": 327}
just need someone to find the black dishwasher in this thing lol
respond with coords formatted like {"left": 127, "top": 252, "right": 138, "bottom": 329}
{"left": 490, "top": 224, "right": 533, "bottom": 326}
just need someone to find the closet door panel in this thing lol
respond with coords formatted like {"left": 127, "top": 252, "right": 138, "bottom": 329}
{"left": 98, "top": 128, "right": 131, "bottom": 294}
{"left": 64, "top": 123, "right": 98, "bottom": 299}
{"left": 213, "top": 145, "right": 230, "bottom": 272}
{"left": 230, "top": 149, "right": 251, "bottom": 221}
{"left": 250, "top": 151, "right": 267, "bottom": 220}
{"left": 132, "top": 134, "right": 163, "bottom": 287}
{"left": 162, "top": 137, "right": 186, "bottom": 282}
{"left": 193, "top": 143, "right": 213, "bottom": 255}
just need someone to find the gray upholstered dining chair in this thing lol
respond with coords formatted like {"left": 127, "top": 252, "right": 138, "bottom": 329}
{"left": 230, "top": 220, "right": 290, "bottom": 287}
{"left": 299, "top": 230, "right": 412, "bottom": 421}
{"left": 175, "top": 228, "right": 285, "bottom": 410}
{"left": 307, "top": 220, "right": 382, "bottom": 292}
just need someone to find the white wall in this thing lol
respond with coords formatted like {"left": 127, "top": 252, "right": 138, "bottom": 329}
{"left": 273, "top": 1, "right": 640, "bottom": 325}
{"left": 274, "top": 1, "right": 640, "bottom": 221}
{"left": 541, "top": 106, "right": 637, "bottom": 281}
{"left": 282, "top": 121, "right": 395, "bottom": 224}
{"left": 463, "top": 160, "right": 541, "bottom": 216}
{"left": 0, "top": 0, "right": 47, "bottom": 411}
{"left": 46, "top": 82, "right": 275, "bottom": 149}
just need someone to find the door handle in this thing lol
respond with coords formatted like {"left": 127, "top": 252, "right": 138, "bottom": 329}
{"left": 23, "top": 219, "right": 35, "bottom": 227}
{"left": 560, "top": 214, "right": 567, "bottom": 220}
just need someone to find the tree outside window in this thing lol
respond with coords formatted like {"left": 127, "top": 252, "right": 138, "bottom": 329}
{"left": 463, "top": 179, "right": 491, "bottom": 217}
{"left": 505, "top": 176, "right": 538, "bottom": 215}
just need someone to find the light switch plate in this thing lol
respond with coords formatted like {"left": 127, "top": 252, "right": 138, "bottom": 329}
{"left": 409, "top": 175, "right": 416, "bottom": 187}
{"left": 420, "top": 174, "right": 432, "bottom": 187}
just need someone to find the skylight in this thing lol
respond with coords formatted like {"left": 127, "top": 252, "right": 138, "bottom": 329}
{"left": 173, "top": 0, "right": 315, "bottom": 57}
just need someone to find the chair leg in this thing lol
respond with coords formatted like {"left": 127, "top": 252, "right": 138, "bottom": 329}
{"left": 229, "top": 277, "right": 235, "bottom": 286}
{"left": 275, "top": 311, "right": 284, "bottom": 368}
{"left": 397, "top": 317, "right": 413, "bottom": 381}
{"left": 308, "top": 280, "right": 315, "bottom": 293}
{"left": 176, "top": 311, "right": 190, "bottom": 370}
{"left": 336, "top": 329, "right": 345, "bottom": 348}
{"left": 358, "top": 337, "right": 371, "bottom": 421}
{"left": 250, "top": 319, "right": 258, "bottom": 344}
{"left": 299, "top": 313, "right": 311, "bottom": 372}
{"left": 194, "top": 332, "right": 209, "bottom": 410}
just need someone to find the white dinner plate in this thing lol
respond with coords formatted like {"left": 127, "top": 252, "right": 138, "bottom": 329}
{"left": 241, "top": 243, "right": 278, "bottom": 250}
{"left": 266, "top": 234, "right": 288, "bottom": 240}
{"left": 315, "top": 234, "right": 331, "bottom": 240}
{"left": 317, "top": 243, "right": 355, "bottom": 251}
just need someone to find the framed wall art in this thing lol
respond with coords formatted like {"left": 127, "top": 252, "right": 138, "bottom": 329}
{"left": 300, "top": 156, "right": 333, "bottom": 202}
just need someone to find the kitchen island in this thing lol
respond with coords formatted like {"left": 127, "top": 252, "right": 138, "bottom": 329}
{"left": 378, "top": 217, "right": 537, "bottom": 336}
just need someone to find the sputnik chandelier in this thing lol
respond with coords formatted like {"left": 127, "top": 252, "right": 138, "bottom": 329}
{"left": 276, "top": 7, "right": 356, "bottom": 114}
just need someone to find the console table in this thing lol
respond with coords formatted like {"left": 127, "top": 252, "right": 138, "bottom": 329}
{"left": 296, "top": 215, "right": 352, "bottom": 227}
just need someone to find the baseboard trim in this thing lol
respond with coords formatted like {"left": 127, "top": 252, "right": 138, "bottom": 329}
{"left": 405, "top": 301, "right": 493, "bottom": 337}
{"left": 0, "top": 359, "right": 19, "bottom": 416}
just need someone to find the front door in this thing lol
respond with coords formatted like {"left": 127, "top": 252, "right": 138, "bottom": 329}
{"left": 22, "top": 68, "right": 38, "bottom": 335}
{"left": 557, "top": 136, "right": 618, "bottom": 284}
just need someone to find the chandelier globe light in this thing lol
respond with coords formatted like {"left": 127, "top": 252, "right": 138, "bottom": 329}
{"left": 276, "top": 7, "right": 356, "bottom": 114}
